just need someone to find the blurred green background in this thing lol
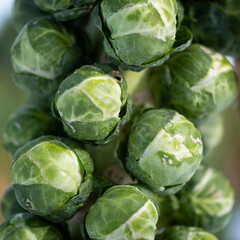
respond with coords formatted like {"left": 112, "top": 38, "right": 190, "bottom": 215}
{"left": 0, "top": 19, "right": 24, "bottom": 219}
{"left": 0, "top": 3, "right": 240, "bottom": 240}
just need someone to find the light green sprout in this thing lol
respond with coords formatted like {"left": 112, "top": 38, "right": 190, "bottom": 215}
{"left": 156, "top": 226, "right": 218, "bottom": 240}
{"left": 53, "top": 64, "right": 132, "bottom": 144}
{"left": 11, "top": 17, "right": 81, "bottom": 95}
{"left": 3, "top": 104, "right": 60, "bottom": 155}
{"left": 34, "top": 0, "right": 75, "bottom": 12}
{"left": 153, "top": 194, "right": 179, "bottom": 232}
{"left": 0, "top": 213, "right": 64, "bottom": 240}
{"left": 10, "top": 136, "right": 93, "bottom": 222}
{"left": 152, "top": 44, "right": 238, "bottom": 119}
{"left": 93, "top": 0, "right": 192, "bottom": 70}
{"left": 34, "top": 0, "right": 95, "bottom": 12}
{"left": 84, "top": 185, "right": 158, "bottom": 240}
{"left": 122, "top": 108, "right": 203, "bottom": 194}
{"left": 176, "top": 165, "right": 235, "bottom": 233}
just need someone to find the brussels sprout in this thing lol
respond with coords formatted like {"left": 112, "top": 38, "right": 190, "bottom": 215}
{"left": 156, "top": 226, "right": 218, "bottom": 240}
{"left": 33, "top": 0, "right": 94, "bottom": 22}
{"left": 118, "top": 108, "right": 203, "bottom": 194}
{"left": 34, "top": 0, "right": 74, "bottom": 12}
{"left": 154, "top": 194, "right": 179, "bottom": 232}
{"left": 182, "top": 1, "right": 240, "bottom": 56}
{"left": 176, "top": 165, "right": 234, "bottom": 233}
{"left": 11, "top": 18, "right": 82, "bottom": 95}
{"left": 182, "top": 1, "right": 235, "bottom": 55}
{"left": 151, "top": 195, "right": 179, "bottom": 234}
{"left": 0, "top": 213, "right": 64, "bottom": 240}
{"left": 3, "top": 104, "right": 61, "bottom": 155}
{"left": 10, "top": 136, "right": 93, "bottom": 222}
{"left": 93, "top": 0, "right": 192, "bottom": 70}
{"left": 84, "top": 185, "right": 158, "bottom": 240}
{"left": 13, "top": 0, "right": 46, "bottom": 32}
{"left": 53, "top": 6, "right": 92, "bottom": 22}
{"left": 34, "top": 0, "right": 95, "bottom": 12}
{"left": 1, "top": 186, "right": 26, "bottom": 220}
{"left": 152, "top": 44, "right": 238, "bottom": 119}
{"left": 53, "top": 64, "right": 132, "bottom": 144}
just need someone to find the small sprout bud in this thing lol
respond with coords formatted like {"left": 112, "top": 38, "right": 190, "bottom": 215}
{"left": 125, "top": 108, "right": 203, "bottom": 194}
{"left": 10, "top": 136, "right": 93, "bottom": 222}
{"left": 53, "top": 64, "right": 132, "bottom": 144}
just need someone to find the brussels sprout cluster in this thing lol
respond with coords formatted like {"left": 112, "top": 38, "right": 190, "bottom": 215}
{"left": 1, "top": 0, "right": 238, "bottom": 239}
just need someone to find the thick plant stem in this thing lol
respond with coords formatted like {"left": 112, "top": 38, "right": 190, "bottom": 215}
{"left": 121, "top": 68, "right": 155, "bottom": 105}
{"left": 121, "top": 68, "right": 150, "bottom": 95}
{"left": 234, "top": 57, "right": 240, "bottom": 98}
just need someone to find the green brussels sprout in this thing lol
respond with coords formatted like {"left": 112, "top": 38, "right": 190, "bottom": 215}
{"left": 182, "top": 1, "right": 240, "bottom": 56}
{"left": 0, "top": 213, "right": 64, "bottom": 240}
{"left": 118, "top": 108, "right": 203, "bottom": 194}
{"left": 84, "top": 185, "right": 158, "bottom": 240}
{"left": 34, "top": 0, "right": 95, "bottom": 12}
{"left": 193, "top": 114, "right": 224, "bottom": 157}
{"left": 156, "top": 226, "right": 218, "bottom": 240}
{"left": 154, "top": 194, "right": 180, "bottom": 232}
{"left": 52, "top": 6, "right": 92, "bottom": 22}
{"left": 152, "top": 44, "right": 238, "bottom": 119}
{"left": 11, "top": 18, "right": 81, "bottom": 95}
{"left": 34, "top": 0, "right": 74, "bottom": 12}
{"left": 10, "top": 136, "right": 93, "bottom": 222}
{"left": 3, "top": 104, "right": 61, "bottom": 155}
{"left": 93, "top": 0, "right": 192, "bottom": 70}
{"left": 182, "top": 1, "right": 235, "bottom": 55}
{"left": 13, "top": 0, "right": 46, "bottom": 32}
{"left": 1, "top": 186, "right": 26, "bottom": 220}
{"left": 176, "top": 165, "right": 235, "bottom": 233}
{"left": 33, "top": 1, "right": 93, "bottom": 22}
{"left": 53, "top": 64, "right": 132, "bottom": 144}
